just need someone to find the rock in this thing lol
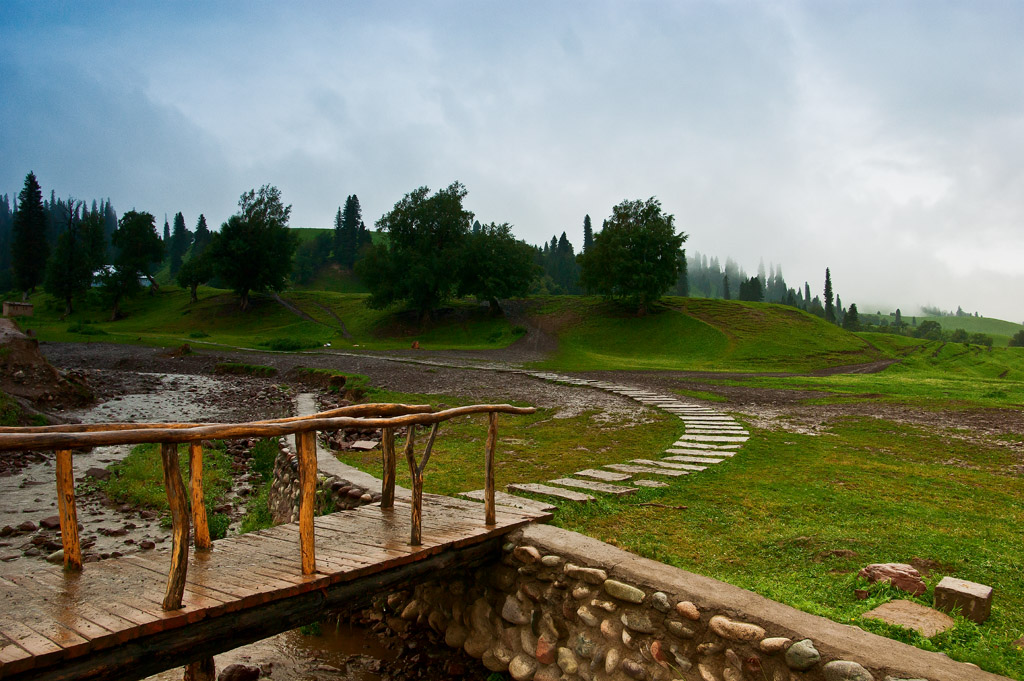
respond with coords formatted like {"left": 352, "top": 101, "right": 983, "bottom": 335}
{"left": 933, "top": 576, "right": 993, "bottom": 623}
{"left": 621, "top": 658, "right": 646, "bottom": 679}
{"left": 666, "top": 620, "right": 696, "bottom": 639}
{"left": 464, "top": 630, "right": 491, "bottom": 658}
{"left": 857, "top": 563, "right": 926, "bottom": 596}
{"left": 676, "top": 600, "right": 700, "bottom": 620}
{"left": 697, "top": 663, "right": 717, "bottom": 681}
{"left": 536, "top": 635, "right": 557, "bottom": 664}
{"left": 577, "top": 607, "right": 599, "bottom": 627}
{"left": 651, "top": 591, "right": 671, "bottom": 612}
{"left": 760, "top": 637, "right": 791, "bottom": 653}
{"left": 520, "top": 582, "right": 543, "bottom": 602}
{"left": 483, "top": 645, "right": 513, "bottom": 672}
{"left": 400, "top": 599, "right": 421, "bottom": 620}
{"left": 0, "top": 526, "right": 13, "bottom": 537}
{"left": 501, "top": 595, "right": 531, "bottom": 625}
{"left": 785, "top": 639, "right": 820, "bottom": 671}
{"left": 491, "top": 565, "right": 517, "bottom": 591}
{"left": 445, "top": 623, "right": 469, "bottom": 648}
{"left": 557, "top": 647, "right": 578, "bottom": 674}
{"left": 509, "top": 653, "right": 537, "bottom": 681}
{"left": 573, "top": 632, "right": 596, "bottom": 658}
{"left": 350, "top": 440, "right": 378, "bottom": 451}
{"left": 84, "top": 467, "right": 111, "bottom": 481}
{"left": 650, "top": 639, "right": 668, "bottom": 664}
{"left": 600, "top": 618, "right": 620, "bottom": 640}
{"left": 605, "top": 647, "right": 621, "bottom": 674}
{"left": 39, "top": 516, "right": 61, "bottom": 530}
{"left": 709, "top": 615, "right": 765, "bottom": 642}
{"left": 861, "top": 600, "right": 954, "bottom": 638}
{"left": 565, "top": 563, "right": 607, "bottom": 584}
{"left": 621, "top": 610, "right": 657, "bottom": 634}
{"left": 514, "top": 545, "right": 542, "bottom": 564}
{"left": 217, "top": 663, "right": 260, "bottom": 681}
{"left": 139, "top": 540, "right": 155, "bottom": 550}
{"left": 533, "top": 663, "right": 561, "bottom": 681}
{"left": 17, "top": 520, "right": 37, "bottom": 533}
{"left": 572, "top": 586, "right": 592, "bottom": 599}
{"left": 541, "top": 554, "right": 562, "bottom": 567}
{"left": 604, "top": 579, "right": 646, "bottom": 603}
{"left": 823, "top": 660, "right": 874, "bottom": 681}
{"left": 45, "top": 549, "right": 64, "bottom": 564}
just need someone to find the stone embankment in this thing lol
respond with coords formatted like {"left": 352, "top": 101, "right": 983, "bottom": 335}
{"left": 267, "top": 437, "right": 381, "bottom": 524}
{"left": 377, "top": 523, "right": 1004, "bottom": 681}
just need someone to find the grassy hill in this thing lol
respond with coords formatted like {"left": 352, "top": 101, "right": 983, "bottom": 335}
{"left": 533, "top": 297, "right": 885, "bottom": 372}
{"left": 919, "top": 315, "right": 1023, "bottom": 346}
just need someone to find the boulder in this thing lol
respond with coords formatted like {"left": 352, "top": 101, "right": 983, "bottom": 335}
{"left": 933, "top": 576, "right": 992, "bottom": 623}
{"left": 858, "top": 563, "right": 926, "bottom": 596}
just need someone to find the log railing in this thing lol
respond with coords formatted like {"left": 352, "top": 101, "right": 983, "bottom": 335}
{"left": 0, "top": 402, "right": 534, "bottom": 613}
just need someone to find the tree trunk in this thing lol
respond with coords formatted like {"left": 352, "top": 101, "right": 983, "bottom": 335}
{"left": 63, "top": 296, "right": 73, "bottom": 319}
{"left": 146, "top": 274, "right": 160, "bottom": 292}
{"left": 239, "top": 290, "right": 250, "bottom": 311}
{"left": 110, "top": 295, "right": 122, "bottom": 322}
{"left": 189, "top": 284, "right": 199, "bottom": 304}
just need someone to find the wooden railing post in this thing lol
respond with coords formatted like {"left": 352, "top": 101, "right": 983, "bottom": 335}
{"left": 55, "top": 448, "right": 82, "bottom": 571}
{"left": 296, "top": 429, "right": 317, "bottom": 575}
{"left": 403, "top": 427, "right": 421, "bottom": 545}
{"left": 380, "top": 426, "right": 396, "bottom": 509}
{"left": 485, "top": 412, "right": 498, "bottom": 526}
{"left": 161, "top": 443, "right": 190, "bottom": 610}
{"left": 189, "top": 442, "right": 211, "bottom": 551}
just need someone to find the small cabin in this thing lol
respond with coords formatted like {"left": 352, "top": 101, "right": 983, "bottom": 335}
{"left": 2, "top": 301, "right": 34, "bottom": 317}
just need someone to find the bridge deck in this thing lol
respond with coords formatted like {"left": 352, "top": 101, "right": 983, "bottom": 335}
{"left": 0, "top": 494, "right": 549, "bottom": 679}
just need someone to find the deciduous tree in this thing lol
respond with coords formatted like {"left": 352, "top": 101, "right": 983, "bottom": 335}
{"left": 578, "top": 197, "right": 686, "bottom": 314}
{"left": 456, "top": 222, "right": 538, "bottom": 314}
{"left": 102, "top": 210, "right": 164, "bottom": 319}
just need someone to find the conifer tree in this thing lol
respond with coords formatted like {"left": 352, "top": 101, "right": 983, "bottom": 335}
{"left": 583, "top": 214, "right": 594, "bottom": 253}
{"left": 168, "top": 212, "right": 192, "bottom": 276}
{"left": 722, "top": 275, "right": 730, "bottom": 300}
{"left": 192, "top": 215, "right": 211, "bottom": 257}
{"left": 333, "top": 194, "right": 366, "bottom": 269}
{"left": 163, "top": 219, "right": 170, "bottom": 243}
{"left": 12, "top": 171, "right": 49, "bottom": 298}
{"left": 804, "top": 282, "right": 811, "bottom": 311}
{"left": 44, "top": 199, "right": 94, "bottom": 316}
{"left": 824, "top": 268, "right": 835, "bottom": 323}
{"left": 842, "top": 303, "right": 861, "bottom": 331}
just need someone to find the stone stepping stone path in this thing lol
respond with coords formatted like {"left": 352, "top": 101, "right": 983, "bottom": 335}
{"left": 507, "top": 482, "right": 595, "bottom": 502}
{"left": 458, "top": 369, "right": 751, "bottom": 508}
{"left": 548, "top": 477, "right": 637, "bottom": 496}
{"left": 458, "top": 489, "right": 557, "bottom": 513}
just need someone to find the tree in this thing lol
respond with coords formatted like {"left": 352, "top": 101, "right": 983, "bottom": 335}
{"left": 209, "top": 185, "right": 296, "bottom": 310}
{"left": 578, "top": 197, "right": 686, "bottom": 314}
{"left": 168, "top": 212, "right": 192, "bottom": 276}
{"left": 292, "top": 232, "right": 332, "bottom": 285}
{"left": 333, "top": 194, "right": 369, "bottom": 269}
{"left": 722, "top": 275, "right": 731, "bottom": 300}
{"left": 456, "top": 222, "right": 538, "bottom": 314}
{"left": 1008, "top": 329, "right": 1024, "bottom": 347}
{"left": 968, "top": 332, "right": 993, "bottom": 347}
{"left": 842, "top": 303, "right": 861, "bottom": 331}
{"left": 176, "top": 252, "right": 214, "bottom": 304}
{"left": 913, "top": 320, "right": 943, "bottom": 341}
{"left": 44, "top": 199, "right": 94, "bottom": 316}
{"left": 356, "top": 182, "right": 473, "bottom": 321}
{"left": 582, "top": 214, "right": 594, "bottom": 253}
{"left": 162, "top": 219, "right": 170, "bottom": 243}
{"left": 894, "top": 308, "right": 903, "bottom": 330}
{"left": 950, "top": 328, "right": 969, "bottom": 343}
{"left": 11, "top": 171, "right": 49, "bottom": 298}
{"left": 103, "top": 210, "right": 164, "bottom": 319}
{"left": 192, "top": 214, "right": 212, "bottom": 257}
{"left": 738, "top": 276, "right": 763, "bottom": 302}
{"left": 824, "top": 268, "right": 835, "bottom": 323}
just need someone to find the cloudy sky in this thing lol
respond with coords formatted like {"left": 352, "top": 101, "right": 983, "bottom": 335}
{"left": 2, "top": 1, "right": 1022, "bottom": 321}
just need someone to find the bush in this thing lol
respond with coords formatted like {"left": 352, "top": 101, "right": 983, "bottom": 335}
{"left": 950, "top": 328, "right": 969, "bottom": 343}
{"left": 66, "top": 322, "right": 108, "bottom": 336}
{"left": 189, "top": 330, "right": 210, "bottom": 339}
{"left": 968, "top": 332, "right": 993, "bottom": 347}
{"left": 1009, "top": 329, "right": 1024, "bottom": 348}
{"left": 264, "top": 337, "right": 321, "bottom": 352}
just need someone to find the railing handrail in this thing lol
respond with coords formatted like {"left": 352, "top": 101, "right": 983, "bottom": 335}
{"left": 3, "top": 401, "right": 536, "bottom": 618}
{"left": 0, "top": 404, "right": 534, "bottom": 451}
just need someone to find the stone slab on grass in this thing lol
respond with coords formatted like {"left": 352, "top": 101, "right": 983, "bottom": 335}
{"left": 676, "top": 434, "right": 749, "bottom": 443}
{"left": 861, "top": 600, "right": 955, "bottom": 638}
{"left": 666, "top": 448, "right": 735, "bottom": 457}
{"left": 507, "top": 483, "right": 594, "bottom": 503}
{"left": 631, "top": 459, "right": 707, "bottom": 472}
{"left": 459, "top": 489, "right": 556, "bottom": 513}
{"left": 575, "top": 469, "right": 632, "bottom": 482}
{"left": 633, "top": 480, "right": 669, "bottom": 488}
{"left": 670, "top": 442, "right": 740, "bottom": 450}
{"left": 934, "top": 576, "right": 993, "bottom": 623}
{"left": 605, "top": 463, "right": 688, "bottom": 477}
{"left": 664, "top": 455, "right": 727, "bottom": 464}
{"left": 350, "top": 440, "right": 379, "bottom": 451}
{"left": 549, "top": 478, "right": 637, "bottom": 496}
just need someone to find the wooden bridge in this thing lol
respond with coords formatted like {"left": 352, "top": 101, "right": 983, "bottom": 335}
{"left": 0, "top": 403, "right": 548, "bottom": 681}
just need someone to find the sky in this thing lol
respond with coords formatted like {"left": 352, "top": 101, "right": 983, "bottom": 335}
{"left": 2, "top": 1, "right": 1023, "bottom": 322}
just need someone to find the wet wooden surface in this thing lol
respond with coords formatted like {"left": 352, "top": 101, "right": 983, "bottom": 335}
{"left": 0, "top": 494, "right": 549, "bottom": 680}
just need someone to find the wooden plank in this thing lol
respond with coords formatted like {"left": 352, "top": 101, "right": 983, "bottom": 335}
{"left": 160, "top": 442, "right": 190, "bottom": 610}
{"left": 296, "top": 429, "right": 317, "bottom": 575}
{"left": 55, "top": 448, "right": 82, "bottom": 571}
{"left": 484, "top": 412, "right": 497, "bottom": 526}
{"left": 189, "top": 442, "right": 211, "bottom": 551}
{"left": 380, "top": 426, "right": 396, "bottom": 508}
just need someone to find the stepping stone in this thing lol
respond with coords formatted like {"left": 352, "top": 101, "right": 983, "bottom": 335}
{"left": 576, "top": 469, "right": 632, "bottom": 482}
{"left": 459, "top": 489, "right": 556, "bottom": 513}
{"left": 666, "top": 448, "right": 735, "bottom": 457}
{"left": 676, "top": 435, "right": 749, "bottom": 443}
{"left": 861, "top": 600, "right": 954, "bottom": 638}
{"left": 664, "top": 455, "right": 726, "bottom": 464}
{"left": 605, "top": 463, "right": 688, "bottom": 477}
{"left": 350, "top": 440, "right": 379, "bottom": 450}
{"left": 550, "top": 478, "right": 636, "bottom": 496}
{"left": 632, "top": 459, "right": 706, "bottom": 472}
{"left": 678, "top": 416, "right": 734, "bottom": 421}
{"left": 685, "top": 429, "right": 748, "bottom": 436}
{"left": 670, "top": 442, "right": 740, "bottom": 450}
{"left": 633, "top": 480, "right": 669, "bottom": 488}
{"left": 507, "top": 483, "right": 594, "bottom": 502}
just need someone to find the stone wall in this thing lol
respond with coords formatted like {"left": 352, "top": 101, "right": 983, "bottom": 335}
{"left": 378, "top": 523, "right": 1005, "bottom": 681}
{"left": 268, "top": 438, "right": 381, "bottom": 524}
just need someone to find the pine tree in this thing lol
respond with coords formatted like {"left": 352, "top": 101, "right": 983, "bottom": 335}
{"left": 12, "top": 171, "right": 49, "bottom": 298}
{"left": 44, "top": 198, "right": 94, "bottom": 316}
{"left": 192, "top": 215, "right": 211, "bottom": 257}
{"left": 333, "top": 194, "right": 365, "bottom": 269}
{"left": 0, "top": 194, "right": 13, "bottom": 290}
{"left": 163, "top": 218, "right": 170, "bottom": 244}
{"left": 824, "top": 268, "right": 835, "bottom": 323}
{"left": 804, "top": 282, "right": 811, "bottom": 311}
{"left": 168, "top": 212, "right": 192, "bottom": 276}
{"left": 722, "top": 275, "right": 730, "bottom": 300}
{"left": 842, "top": 303, "right": 861, "bottom": 331}
{"left": 583, "top": 214, "right": 594, "bottom": 253}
